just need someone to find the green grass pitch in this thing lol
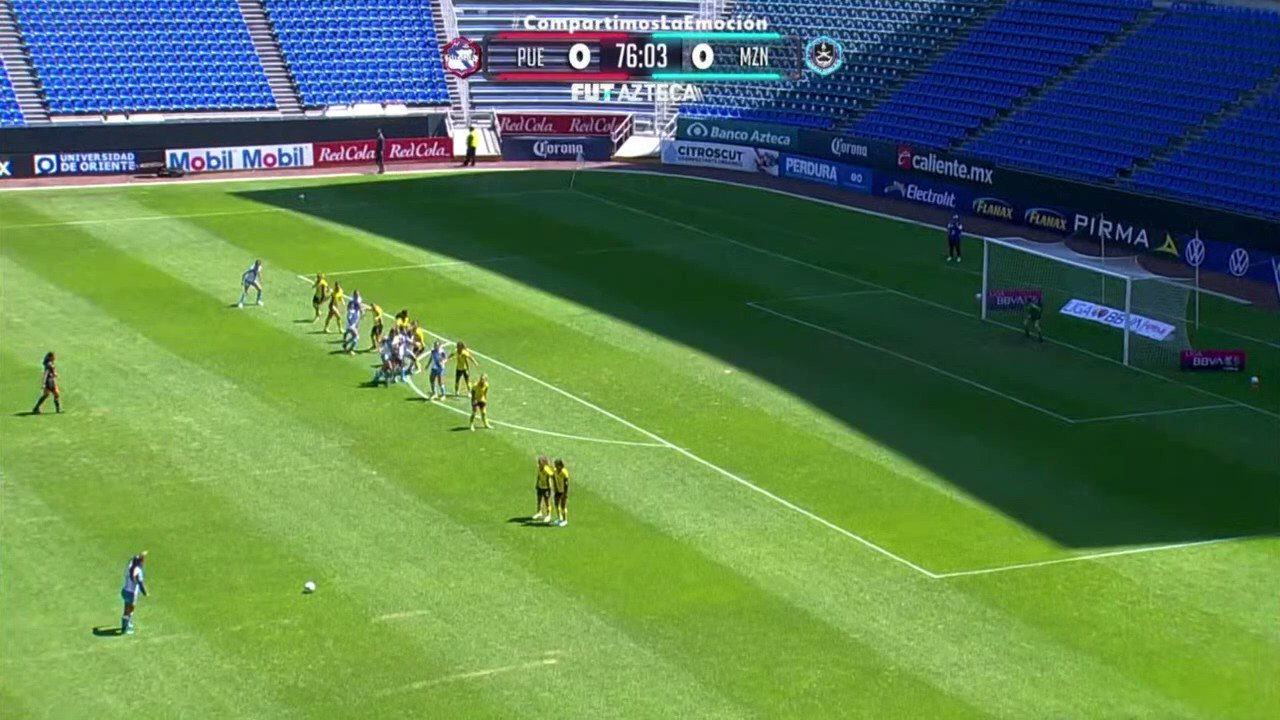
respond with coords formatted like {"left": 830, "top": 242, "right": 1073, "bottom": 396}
{"left": 1, "top": 168, "right": 1277, "bottom": 719}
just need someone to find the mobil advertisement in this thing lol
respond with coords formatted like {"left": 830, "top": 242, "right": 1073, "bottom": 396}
{"left": 501, "top": 135, "right": 614, "bottom": 161}
{"left": 660, "top": 140, "right": 758, "bottom": 172}
{"left": 778, "top": 153, "right": 872, "bottom": 193}
{"left": 498, "top": 114, "right": 627, "bottom": 136}
{"left": 876, "top": 171, "right": 970, "bottom": 212}
{"left": 313, "top": 137, "right": 451, "bottom": 167}
{"left": 676, "top": 117, "right": 799, "bottom": 152}
{"left": 33, "top": 151, "right": 139, "bottom": 176}
{"left": 165, "top": 143, "right": 313, "bottom": 173}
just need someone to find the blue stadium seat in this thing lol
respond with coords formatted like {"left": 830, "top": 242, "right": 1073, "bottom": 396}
{"left": 851, "top": 0, "right": 1147, "bottom": 149}
{"left": 0, "top": 62, "right": 24, "bottom": 127}
{"left": 263, "top": 0, "right": 448, "bottom": 107}
{"left": 13, "top": 0, "right": 275, "bottom": 115}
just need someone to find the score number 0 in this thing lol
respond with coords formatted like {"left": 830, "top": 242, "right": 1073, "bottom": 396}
{"left": 567, "top": 41, "right": 716, "bottom": 71}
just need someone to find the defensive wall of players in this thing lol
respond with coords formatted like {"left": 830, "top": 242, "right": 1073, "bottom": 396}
{"left": 1, "top": 111, "right": 1276, "bottom": 291}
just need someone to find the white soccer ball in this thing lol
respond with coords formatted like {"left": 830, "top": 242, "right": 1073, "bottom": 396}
{"left": 298, "top": 192, "right": 306, "bottom": 201}
{"left": 303, "top": 580, "right": 317, "bottom": 594}
{"left": 1250, "top": 376, "right": 1260, "bottom": 386}
{"left": 975, "top": 292, "right": 982, "bottom": 301}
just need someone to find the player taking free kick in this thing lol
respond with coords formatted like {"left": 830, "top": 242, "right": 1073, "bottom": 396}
{"left": 120, "top": 552, "right": 149, "bottom": 634}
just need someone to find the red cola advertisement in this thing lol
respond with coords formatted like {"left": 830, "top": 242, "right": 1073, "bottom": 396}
{"left": 1180, "top": 349, "right": 1246, "bottom": 372}
{"left": 497, "top": 114, "right": 627, "bottom": 136}
{"left": 313, "top": 137, "right": 452, "bottom": 167}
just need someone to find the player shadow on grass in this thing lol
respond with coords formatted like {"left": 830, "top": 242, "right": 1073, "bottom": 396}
{"left": 13, "top": 411, "right": 40, "bottom": 417}
{"left": 506, "top": 516, "right": 558, "bottom": 528}
{"left": 92, "top": 626, "right": 124, "bottom": 637}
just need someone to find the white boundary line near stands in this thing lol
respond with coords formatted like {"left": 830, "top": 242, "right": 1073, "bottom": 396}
{"left": 933, "top": 535, "right": 1267, "bottom": 579}
{"left": 289, "top": 274, "right": 940, "bottom": 578}
{"left": 572, "top": 182, "right": 1280, "bottom": 424}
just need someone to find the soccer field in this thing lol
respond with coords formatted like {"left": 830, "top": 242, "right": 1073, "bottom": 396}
{"left": 2, "top": 168, "right": 1277, "bottom": 719}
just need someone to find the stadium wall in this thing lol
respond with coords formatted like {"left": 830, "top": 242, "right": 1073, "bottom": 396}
{"left": 671, "top": 118, "right": 1280, "bottom": 287}
{"left": 0, "top": 115, "right": 448, "bottom": 178}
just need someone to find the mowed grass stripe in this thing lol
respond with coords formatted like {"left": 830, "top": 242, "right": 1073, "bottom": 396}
{"left": 1, "top": 173, "right": 1274, "bottom": 718}
{"left": 37, "top": 192, "right": 1021, "bottom": 715}
{"left": 0, "top": 256, "right": 751, "bottom": 718}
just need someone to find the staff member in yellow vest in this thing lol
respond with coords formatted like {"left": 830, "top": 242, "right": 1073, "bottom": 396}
{"left": 462, "top": 126, "right": 478, "bottom": 167}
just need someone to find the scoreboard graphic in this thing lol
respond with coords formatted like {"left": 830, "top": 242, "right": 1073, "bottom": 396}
{"left": 443, "top": 30, "right": 842, "bottom": 83}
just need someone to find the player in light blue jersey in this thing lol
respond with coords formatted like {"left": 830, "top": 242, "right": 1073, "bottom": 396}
{"left": 120, "top": 552, "right": 149, "bottom": 634}
{"left": 342, "top": 291, "right": 363, "bottom": 354}
{"left": 238, "top": 260, "right": 264, "bottom": 308}
{"left": 427, "top": 340, "right": 449, "bottom": 399}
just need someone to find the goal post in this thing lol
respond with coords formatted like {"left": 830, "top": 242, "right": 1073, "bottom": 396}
{"left": 980, "top": 236, "right": 1194, "bottom": 370}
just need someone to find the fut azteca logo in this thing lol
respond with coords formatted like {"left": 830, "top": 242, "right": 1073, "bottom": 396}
{"left": 443, "top": 37, "right": 482, "bottom": 79}
{"left": 804, "top": 36, "right": 844, "bottom": 76}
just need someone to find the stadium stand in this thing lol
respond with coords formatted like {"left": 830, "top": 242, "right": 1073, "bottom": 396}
{"left": 1130, "top": 83, "right": 1280, "bottom": 218}
{"left": 682, "top": 0, "right": 992, "bottom": 130}
{"left": 0, "top": 62, "right": 24, "bottom": 127}
{"left": 11, "top": 0, "right": 275, "bottom": 115}
{"left": 262, "top": 0, "right": 449, "bottom": 107}
{"left": 851, "top": 0, "right": 1146, "bottom": 148}
{"left": 965, "top": 2, "right": 1280, "bottom": 185}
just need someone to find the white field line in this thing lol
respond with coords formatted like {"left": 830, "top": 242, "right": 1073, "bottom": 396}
{"left": 12, "top": 618, "right": 299, "bottom": 662}
{"left": 374, "top": 609, "right": 434, "bottom": 622}
{"left": 385, "top": 657, "right": 560, "bottom": 694}
{"left": 1072, "top": 403, "right": 1240, "bottom": 424}
{"left": 0, "top": 163, "right": 536, "bottom": 194}
{"left": 747, "top": 301, "right": 1077, "bottom": 424}
{"left": 0, "top": 188, "right": 566, "bottom": 231}
{"left": 288, "top": 276, "right": 938, "bottom": 578}
{"left": 313, "top": 237, "right": 729, "bottom": 279}
{"left": 575, "top": 187, "right": 1280, "bottom": 424}
{"left": 749, "top": 289, "right": 890, "bottom": 305}
{"left": 935, "top": 535, "right": 1267, "bottom": 579}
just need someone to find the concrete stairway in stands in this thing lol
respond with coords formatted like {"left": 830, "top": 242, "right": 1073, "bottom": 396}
{"left": 237, "top": 0, "right": 302, "bottom": 115}
{"left": 0, "top": 0, "right": 47, "bottom": 123}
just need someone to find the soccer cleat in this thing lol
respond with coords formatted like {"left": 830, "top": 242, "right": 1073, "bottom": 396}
{"left": 558, "top": 519, "right": 567, "bottom": 527}
{"left": 256, "top": 300, "right": 264, "bottom": 306}
{"left": 237, "top": 302, "right": 244, "bottom": 308}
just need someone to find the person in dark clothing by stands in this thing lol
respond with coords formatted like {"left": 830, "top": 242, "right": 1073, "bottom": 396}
{"left": 375, "top": 129, "right": 386, "bottom": 174}
{"left": 946, "top": 214, "right": 963, "bottom": 263}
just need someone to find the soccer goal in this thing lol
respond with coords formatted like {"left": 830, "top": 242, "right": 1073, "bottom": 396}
{"left": 980, "top": 236, "right": 1194, "bottom": 369}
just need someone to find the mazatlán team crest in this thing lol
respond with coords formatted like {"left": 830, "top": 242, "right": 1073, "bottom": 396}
{"left": 443, "top": 37, "right": 482, "bottom": 79}
{"left": 805, "top": 36, "right": 845, "bottom": 76}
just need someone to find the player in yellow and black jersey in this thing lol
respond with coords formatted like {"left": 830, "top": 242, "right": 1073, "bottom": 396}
{"left": 310, "top": 273, "right": 328, "bottom": 322}
{"left": 368, "top": 302, "right": 384, "bottom": 351}
{"left": 534, "top": 455, "right": 554, "bottom": 522}
{"left": 323, "top": 282, "right": 346, "bottom": 333}
{"left": 551, "top": 459, "right": 570, "bottom": 527}
{"left": 468, "top": 374, "right": 490, "bottom": 431}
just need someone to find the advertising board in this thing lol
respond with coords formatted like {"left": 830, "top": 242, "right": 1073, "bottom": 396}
{"left": 498, "top": 114, "right": 627, "bottom": 136}
{"left": 501, "top": 136, "right": 615, "bottom": 162}
{"left": 660, "top": 140, "right": 758, "bottom": 172}
{"left": 778, "top": 153, "right": 872, "bottom": 193}
{"left": 165, "top": 144, "right": 313, "bottom": 174}
{"left": 313, "top": 137, "right": 452, "bottom": 167}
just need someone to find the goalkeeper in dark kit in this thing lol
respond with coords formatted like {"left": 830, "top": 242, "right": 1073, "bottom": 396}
{"left": 1024, "top": 297, "right": 1044, "bottom": 342}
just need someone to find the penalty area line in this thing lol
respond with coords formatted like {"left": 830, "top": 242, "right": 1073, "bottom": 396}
{"left": 935, "top": 535, "right": 1268, "bottom": 579}
{"left": 383, "top": 655, "right": 561, "bottom": 695}
{"left": 287, "top": 274, "right": 938, "bottom": 578}
{"left": 746, "top": 301, "right": 1078, "bottom": 425}
{"left": 1071, "top": 403, "right": 1240, "bottom": 424}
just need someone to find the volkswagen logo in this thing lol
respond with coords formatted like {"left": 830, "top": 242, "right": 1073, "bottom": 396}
{"left": 686, "top": 121, "right": 709, "bottom": 138}
{"left": 1227, "top": 248, "right": 1250, "bottom": 277}
{"left": 1184, "top": 236, "right": 1206, "bottom": 268}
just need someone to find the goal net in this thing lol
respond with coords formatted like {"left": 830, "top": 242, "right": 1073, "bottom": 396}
{"left": 981, "top": 236, "right": 1193, "bottom": 370}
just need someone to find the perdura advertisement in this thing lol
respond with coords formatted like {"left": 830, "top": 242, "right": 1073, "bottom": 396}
{"left": 777, "top": 153, "right": 873, "bottom": 193}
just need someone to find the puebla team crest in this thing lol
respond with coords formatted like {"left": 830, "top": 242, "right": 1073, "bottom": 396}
{"left": 443, "top": 37, "right": 483, "bottom": 79}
